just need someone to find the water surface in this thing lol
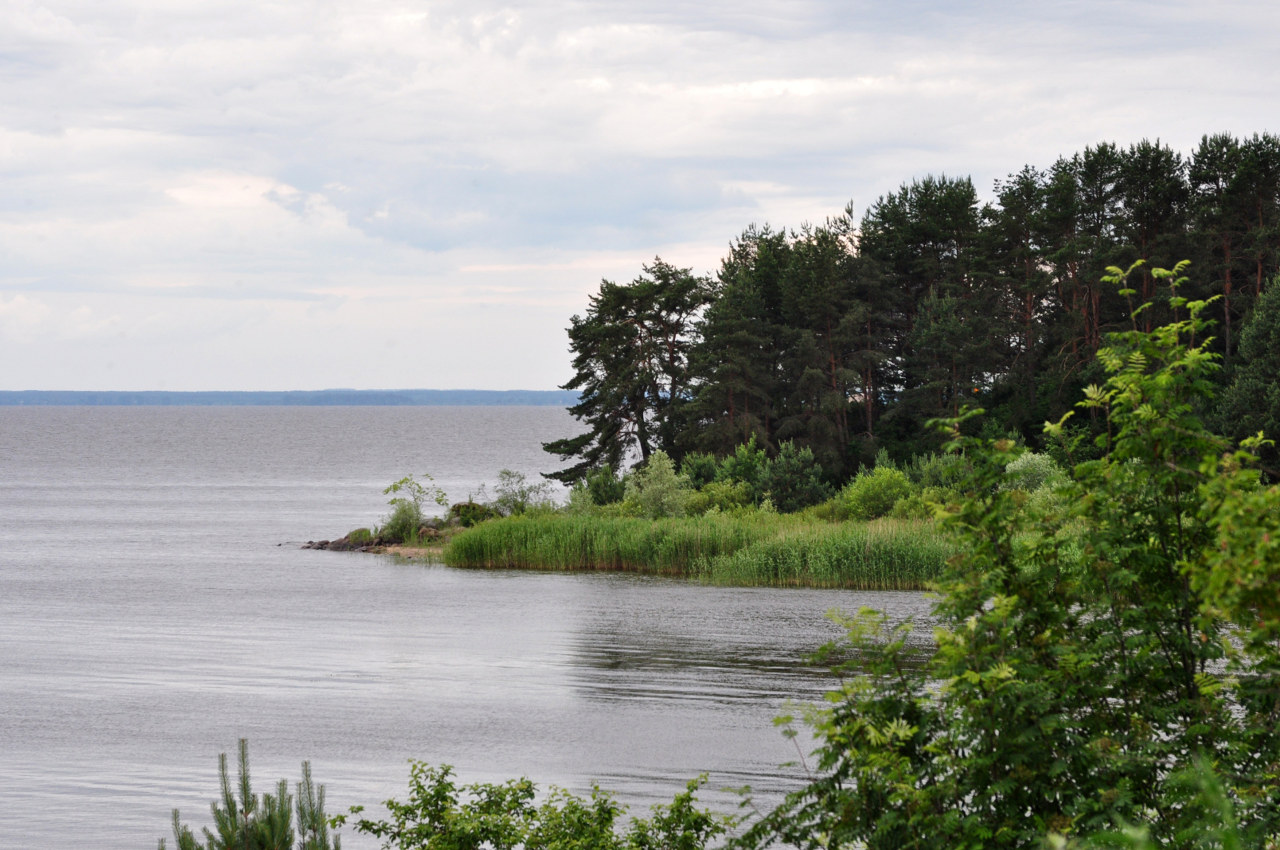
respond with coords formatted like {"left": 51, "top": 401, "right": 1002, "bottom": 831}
{"left": 0, "top": 407, "right": 934, "bottom": 848}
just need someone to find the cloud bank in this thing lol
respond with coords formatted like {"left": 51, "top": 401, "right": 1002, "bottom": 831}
{"left": 2, "top": 0, "right": 1275, "bottom": 389}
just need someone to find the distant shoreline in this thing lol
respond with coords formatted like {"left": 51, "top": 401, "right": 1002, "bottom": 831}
{"left": 0, "top": 389, "right": 578, "bottom": 407}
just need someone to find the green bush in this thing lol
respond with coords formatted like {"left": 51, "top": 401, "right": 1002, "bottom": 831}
{"left": 905, "top": 450, "right": 970, "bottom": 489}
{"left": 488, "top": 469, "right": 557, "bottom": 516}
{"left": 737, "top": 262, "right": 1280, "bottom": 850}
{"left": 889, "top": 486, "right": 955, "bottom": 520}
{"left": 584, "top": 464, "right": 626, "bottom": 506}
{"left": 334, "top": 762, "right": 728, "bottom": 850}
{"left": 717, "top": 435, "right": 767, "bottom": 493}
{"left": 379, "top": 500, "right": 422, "bottom": 544}
{"left": 839, "top": 466, "right": 915, "bottom": 520}
{"left": 1001, "top": 451, "right": 1065, "bottom": 492}
{"left": 759, "top": 440, "right": 833, "bottom": 513}
{"left": 449, "top": 501, "right": 500, "bottom": 528}
{"left": 684, "top": 479, "right": 754, "bottom": 515}
{"left": 346, "top": 527, "right": 375, "bottom": 545}
{"left": 679, "top": 451, "right": 720, "bottom": 489}
{"left": 622, "top": 451, "right": 690, "bottom": 518}
{"left": 379, "top": 474, "right": 448, "bottom": 543}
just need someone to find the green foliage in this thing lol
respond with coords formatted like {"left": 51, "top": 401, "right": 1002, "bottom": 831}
{"left": 684, "top": 480, "right": 754, "bottom": 516}
{"left": 346, "top": 528, "right": 375, "bottom": 546}
{"left": 999, "top": 450, "right": 1065, "bottom": 492}
{"left": 622, "top": 451, "right": 690, "bottom": 519}
{"left": 758, "top": 441, "right": 833, "bottom": 514}
{"left": 679, "top": 452, "right": 721, "bottom": 489}
{"left": 1218, "top": 275, "right": 1280, "bottom": 476}
{"left": 736, "top": 262, "right": 1280, "bottom": 849}
{"left": 888, "top": 486, "right": 955, "bottom": 520}
{"left": 904, "top": 451, "right": 969, "bottom": 489}
{"left": 160, "top": 740, "right": 337, "bottom": 850}
{"left": 448, "top": 501, "right": 500, "bottom": 528}
{"left": 716, "top": 436, "right": 767, "bottom": 494}
{"left": 332, "top": 762, "right": 729, "bottom": 850}
{"left": 583, "top": 464, "right": 626, "bottom": 506}
{"left": 488, "top": 469, "right": 557, "bottom": 517}
{"left": 838, "top": 466, "right": 915, "bottom": 520}
{"left": 380, "top": 501, "right": 424, "bottom": 544}
{"left": 380, "top": 474, "right": 448, "bottom": 543}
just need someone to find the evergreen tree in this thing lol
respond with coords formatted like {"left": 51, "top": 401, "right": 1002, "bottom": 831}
{"left": 1237, "top": 133, "right": 1280, "bottom": 296}
{"left": 984, "top": 165, "right": 1055, "bottom": 437}
{"left": 543, "top": 259, "right": 710, "bottom": 482}
{"left": 1190, "top": 133, "right": 1249, "bottom": 360}
{"left": 774, "top": 222, "right": 863, "bottom": 477}
{"left": 685, "top": 225, "right": 789, "bottom": 456}
{"left": 1218, "top": 275, "right": 1280, "bottom": 477}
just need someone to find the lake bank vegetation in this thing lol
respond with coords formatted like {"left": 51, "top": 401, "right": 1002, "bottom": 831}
{"left": 442, "top": 513, "right": 946, "bottom": 590}
{"left": 184, "top": 262, "right": 1280, "bottom": 848}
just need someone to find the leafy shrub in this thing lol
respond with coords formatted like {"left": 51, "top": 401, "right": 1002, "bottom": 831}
{"left": 489, "top": 469, "right": 557, "bottom": 516}
{"left": 449, "top": 501, "right": 500, "bottom": 528}
{"left": 334, "top": 762, "right": 728, "bottom": 850}
{"left": 800, "top": 497, "right": 845, "bottom": 523}
{"left": 905, "top": 451, "right": 969, "bottom": 489}
{"left": 380, "top": 501, "right": 422, "bottom": 544}
{"left": 684, "top": 479, "right": 754, "bottom": 515}
{"left": 679, "top": 452, "right": 720, "bottom": 489}
{"left": 759, "top": 440, "right": 833, "bottom": 513}
{"left": 380, "top": 474, "right": 448, "bottom": 542}
{"left": 890, "top": 486, "right": 955, "bottom": 520}
{"left": 584, "top": 464, "right": 626, "bottom": 506}
{"left": 622, "top": 451, "right": 690, "bottom": 518}
{"left": 718, "top": 435, "right": 767, "bottom": 493}
{"left": 839, "top": 466, "right": 915, "bottom": 520}
{"left": 1001, "top": 451, "right": 1065, "bottom": 492}
{"left": 563, "top": 482, "right": 595, "bottom": 515}
{"left": 738, "top": 262, "right": 1280, "bottom": 849}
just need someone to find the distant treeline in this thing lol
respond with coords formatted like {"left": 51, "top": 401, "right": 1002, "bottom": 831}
{"left": 545, "top": 133, "right": 1280, "bottom": 482}
{"left": 0, "top": 389, "right": 579, "bottom": 407}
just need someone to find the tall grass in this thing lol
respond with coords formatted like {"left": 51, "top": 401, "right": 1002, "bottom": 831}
{"left": 695, "top": 519, "right": 948, "bottom": 589}
{"left": 443, "top": 514, "right": 949, "bottom": 589}
{"left": 442, "top": 513, "right": 773, "bottom": 574}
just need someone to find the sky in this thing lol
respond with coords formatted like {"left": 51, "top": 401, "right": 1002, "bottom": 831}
{"left": 2, "top": 0, "right": 1277, "bottom": 392}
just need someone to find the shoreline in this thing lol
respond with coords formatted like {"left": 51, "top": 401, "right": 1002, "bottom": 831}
{"left": 298, "top": 539, "right": 444, "bottom": 560}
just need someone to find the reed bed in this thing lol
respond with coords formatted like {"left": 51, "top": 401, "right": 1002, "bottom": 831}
{"left": 443, "top": 514, "right": 949, "bottom": 589}
{"left": 695, "top": 519, "right": 948, "bottom": 589}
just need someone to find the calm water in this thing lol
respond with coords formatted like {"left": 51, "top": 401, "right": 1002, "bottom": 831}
{"left": 0, "top": 407, "right": 934, "bottom": 848}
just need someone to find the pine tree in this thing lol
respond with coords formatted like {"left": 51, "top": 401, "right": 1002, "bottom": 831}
{"left": 543, "top": 258, "right": 710, "bottom": 482}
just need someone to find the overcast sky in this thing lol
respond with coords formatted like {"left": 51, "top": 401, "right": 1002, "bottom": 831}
{"left": 2, "top": 0, "right": 1276, "bottom": 391}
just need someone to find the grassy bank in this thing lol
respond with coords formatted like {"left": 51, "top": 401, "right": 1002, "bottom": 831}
{"left": 442, "top": 513, "right": 949, "bottom": 589}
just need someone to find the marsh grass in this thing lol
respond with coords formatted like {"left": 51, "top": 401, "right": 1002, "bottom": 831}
{"left": 443, "top": 514, "right": 948, "bottom": 589}
{"left": 697, "top": 519, "right": 948, "bottom": 589}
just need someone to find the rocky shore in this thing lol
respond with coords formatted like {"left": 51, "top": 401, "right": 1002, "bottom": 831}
{"left": 300, "top": 531, "right": 443, "bottom": 559}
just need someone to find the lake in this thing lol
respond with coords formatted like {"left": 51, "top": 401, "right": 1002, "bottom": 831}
{"left": 0, "top": 406, "right": 934, "bottom": 848}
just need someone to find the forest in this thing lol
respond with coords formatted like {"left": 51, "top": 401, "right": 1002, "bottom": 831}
{"left": 543, "top": 133, "right": 1280, "bottom": 482}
